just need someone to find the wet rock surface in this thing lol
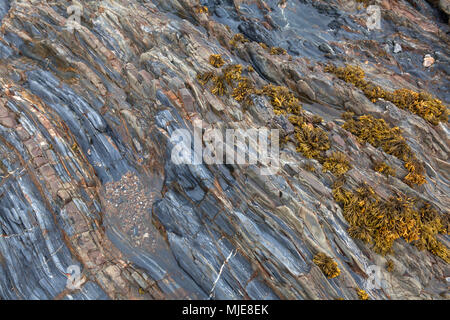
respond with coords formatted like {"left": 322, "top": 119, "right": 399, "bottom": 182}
{"left": 0, "top": 0, "right": 448, "bottom": 300}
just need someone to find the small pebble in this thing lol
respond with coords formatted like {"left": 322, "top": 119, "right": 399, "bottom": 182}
{"left": 423, "top": 54, "right": 435, "bottom": 67}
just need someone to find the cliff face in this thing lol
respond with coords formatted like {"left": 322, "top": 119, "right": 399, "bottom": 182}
{"left": 0, "top": 0, "right": 448, "bottom": 300}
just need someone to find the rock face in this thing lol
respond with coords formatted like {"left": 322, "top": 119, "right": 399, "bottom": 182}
{"left": 0, "top": 0, "right": 448, "bottom": 300}
{"left": 440, "top": 0, "right": 450, "bottom": 15}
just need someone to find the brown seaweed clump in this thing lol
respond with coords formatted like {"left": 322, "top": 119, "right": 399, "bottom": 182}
{"left": 262, "top": 84, "right": 302, "bottom": 115}
{"left": 197, "top": 64, "right": 330, "bottom": 163}
{"left": 292, "top": 122, "right": 330, "bottom": 159}
{"left": 195, "top": 6, "right": 209, "bottom": 14}
{"left": 259, "top": 42, "right": 269, "bottom": 50}
{"left": 313, "top": 253, "right": 341, "bottom": 279}
{"left": 342, "top": 114, "right": 426, "bottom": 186}
{"left": 356, "top": 289, "right": 369, "bottom": 300}
{"left": 355, "top": 0, "right": 371, "bottom": 8}
{"left": 373, "top": 161, "right": 396, "bottom": 177}
{"left": 197, "top": 64, "right": 244, "bottom": 97}
{"left": 270, "top": 47, "right": 287, "bottom": 55}
{"left": 229, "top": 33, "right": 249, "bottom": 47}
{"left": 259, "top": 85, "right": 330, "bottom": 161}
{"left": 333, "top": 181, "right": 449, "bottom": 261}
{"left": 325, "top": 64, "right": 448, "bottom": 125}
{"left": 404, "top": 160, "right": 427, "bottom": 186}
{"left": 209, "top": 54, "right": 226, "bottom": 68}
{"left": 389, "top": 89, "right": 448, "bottom": 126}
{"left": 196, "top": 71, "right": 215, "bottom": 86}
{"left": 322, "top": 151, "right": 351, "bottom": 176}
{"left": 232, "top": 77, "right": 255, "bottom": 106}
{"left": 311, "top": 115, "right": 323, "bottom": 124}
{"left": 386, "top": 259, "right": 395, "bottom": 272}
{"left": 222, "top": 64, "right": 243, "bottom": 83}
{"left": 414, "top": 203, "right": 449, "bottom": 262}
{"left": 211, "top": 74, "right": 227, "bottom": 96}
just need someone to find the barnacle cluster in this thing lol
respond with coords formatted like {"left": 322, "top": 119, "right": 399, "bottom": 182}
{"left": 313, "top": 253, "right": 341, "bottom": 279}
{"left": 333, "top": 181, "right": 449, "bottom": 261}
{"left": 373, "top": 161, "right": 396, "bottom": 177}
{"left": 209, "top": 54, "right": 226, "bottom": 68}
{"left": 356, "top": 289, "right": 369, "bottom": 300}
{"left": 322, "top": 151, "right": 351, "bottom": 176}
{"left": 325, "top": 64, "right": 448, "bottom": 125}
{"left": 342, "top": 114, "right": 426, "bottom": 186}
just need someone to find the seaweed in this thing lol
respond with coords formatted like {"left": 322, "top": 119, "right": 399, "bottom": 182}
{"left": 270, "top": 47, "right": 287, "bottom": 55}
{"left": 342, "top": 114, "right": 426, "bottom": 186}
{"left": 404, "top": 160, "right": 427, "bottom": 186}
{"left": 259, "top": 42, "right": 269, "bottom": 50}
{"left": 232, "top": 77, "right": 255, "bottom": 106}
{"left": 211, "top": 74, "right": 227, "bottom": 96}
{"left": 196, "top": 71, "right": 215, "bottom": 86}
{"left": 322, "top": 151, "right": 351, "bottom": 176}
{"left": 195, "top": 6, "right": 209, "bottom": 14}
{"left": 311, "top": 115, "right": 323, "bottom": 125}
{"left": 389, "top": 89, "right": 448, "bottom": 125}
{"left": 356, "top": 289, "right": 369, "bottom": 300}
{"left": 386, "top": 259, "right": 395, "bottom": 272}
{"left": 325, "top": 64, "right": 448, "bottom": 125}
{"left": 373, "top": 161, "right": 396, "bottom": 177}
{"left": 71, "top": 142, "right": 79, "bottom": 153}
{"left": 262, "top": 85, "right": 302, "bottom": 115}
{"left": 197, "top": 63, "right": 244, "bottom": 97}
{"left": 196, "top": 63, "right": 330, "bottom": 163}
{"left": 313, "top": 252, "right": 341, "bottom": 279}
{"left": 414, "top": 203, "right": 449, "bottom": 262}
{"left": 223, "top": 64, "right": 243, "bottom": 84}
{"left": 209, "top": 54, "right": 225, "bottom": 68}
{"left": 303, "top": 163, "right": 316, "bottom": 172}
{"left": 293, "top": 122, "right": 330, "bottom": 159}
{"left": 229, "top": 33, "right": 249, "bottom": 47}
{"left": 333, "top": 181, "right": 449, "bottom": 261}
